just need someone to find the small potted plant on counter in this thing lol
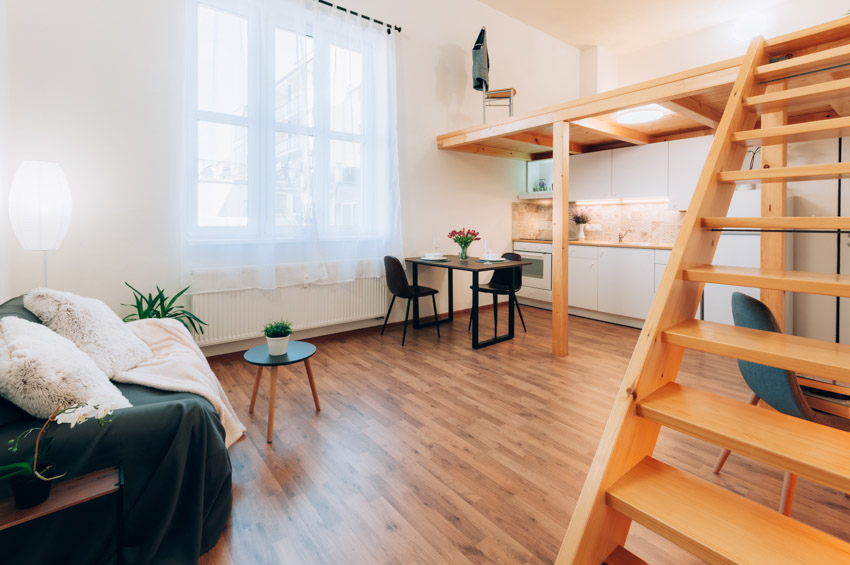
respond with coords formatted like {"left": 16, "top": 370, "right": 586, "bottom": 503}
{"left": 263, "top": 320, "right": 293, "bottom": 356}
{"left": 570, "top": 208, "right": 592, "bottom": 241}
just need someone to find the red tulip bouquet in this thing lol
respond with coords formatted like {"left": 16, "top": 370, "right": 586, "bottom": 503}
{"left": 448, "top": 228, "right": 481, "bottom": 261}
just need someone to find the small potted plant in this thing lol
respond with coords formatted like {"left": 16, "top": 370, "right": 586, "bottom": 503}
{"left": 570, "top": 208, "right": 592, "bottom": 241}
{"left": 263, "top": 320, "right": 293, "bottom": 356}
{"left": 0, "top": 399, "right": 117, "bottom": 509}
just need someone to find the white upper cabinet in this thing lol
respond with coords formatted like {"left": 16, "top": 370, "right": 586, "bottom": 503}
{"left": 570, "top": 150, "right": 612, "bottom": 201}
{"left": 611, "top": 142, "right": 668, "bottom": 199}
{"left": 667, "top": 135, "right": 714, "bottom": 211}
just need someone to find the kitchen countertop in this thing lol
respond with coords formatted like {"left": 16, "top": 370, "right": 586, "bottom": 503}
{"left": 513, "top": 239, "right": 674, "bottom": 250}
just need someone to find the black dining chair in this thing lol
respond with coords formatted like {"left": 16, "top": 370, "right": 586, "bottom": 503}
{"left": 468, "top": 252, "right": 526, "bottom": 335}
{"left": 381, "top": 256, "right": 440, "bottom": 346}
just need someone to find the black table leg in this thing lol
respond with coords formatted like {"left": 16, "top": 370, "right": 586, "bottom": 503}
{"left": 412, "top": 262, "right": 420, "bottom": 326}
{"left": 473, "top": 266, "right": 520, "bottom": 349}
{"left": 447, "top": 269, "right": 454, "bottom": 323}
{"left": 471, "top": 270, "right": 479, "bottom": 346}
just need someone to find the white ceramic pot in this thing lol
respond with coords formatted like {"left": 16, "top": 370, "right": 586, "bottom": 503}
{"left": 267, "top": 335, "right": 290, "bottom": 356}
{"left": 578, "top": 224, "right": 586, "bottom": 241}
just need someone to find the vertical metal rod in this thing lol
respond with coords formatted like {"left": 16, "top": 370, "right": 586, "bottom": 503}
{"left": 43, "top": 250, "right": 48, "bottom": 287}
{"left": 837, "top": 137, "right": 843, "bottom": 344}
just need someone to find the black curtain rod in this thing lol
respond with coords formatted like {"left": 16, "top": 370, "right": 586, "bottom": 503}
{"left": 316, "top": 0, "right": 401, "bottom": 34}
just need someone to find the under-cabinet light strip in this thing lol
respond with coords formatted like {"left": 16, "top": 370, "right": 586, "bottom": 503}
{"left": 573, "top": 197, "right": 669, "bottom": 206}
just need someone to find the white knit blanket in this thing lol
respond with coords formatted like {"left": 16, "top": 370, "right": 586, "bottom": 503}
{"left": 115, "top": 318, "right": 245, "bottom": 448}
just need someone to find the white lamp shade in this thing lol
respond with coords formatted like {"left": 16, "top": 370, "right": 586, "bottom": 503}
{"left": 8, "top": 161, "right": 73, "bottom": 250}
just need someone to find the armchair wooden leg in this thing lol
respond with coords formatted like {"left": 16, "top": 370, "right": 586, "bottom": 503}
{"left": 380, "top": 296, "right": 396, "bottom": 336}
{"left": 780, "top": 472, "right": 797, "bottom": 516}
{"left": 402, "top": 298, "right": 412, "bottom": 346}
{"left": 304, "top": 359, "right": 321, "bottom": 412}
{"left": 431, "top": 294, "right": 440, "bottom": 339}
{"left": 713, "top": 392, "right": 760, "bottom": 474}
{"left": 249, "top": 366, "right": 263, "bottom": 414}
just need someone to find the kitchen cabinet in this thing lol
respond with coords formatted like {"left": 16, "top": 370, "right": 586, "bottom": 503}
{"left": 668, "top": 135, "right": 714, "bottom": 211}
{"left": 570, "top": 151, "right": 612, "bottom": 201}
{"left": 568, "top": 246, "right": 597, "bottom": 310}
{"left": 654, "top": 249, "right": 671, "bottom": 292}
{"left": 598, "top": 247, "right": 655, "bottom": 319}
{"left": 524, "top": 158, "right": 553, "bottom": 196}
{"left": 612, "top": 142, "right": 668, "bottom": 199}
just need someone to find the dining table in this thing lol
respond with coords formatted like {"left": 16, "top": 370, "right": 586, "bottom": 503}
{"left": 405, "top": 254, "right": 531, "bottom": 349}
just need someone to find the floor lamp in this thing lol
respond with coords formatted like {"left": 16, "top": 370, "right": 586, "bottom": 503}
{"left": 8, "top": 161, "right": 73, "bottom": 287}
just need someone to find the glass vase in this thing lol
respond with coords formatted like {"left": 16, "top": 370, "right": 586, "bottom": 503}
{"left": 458, "top": 244, "right": 470, "bottom": 261}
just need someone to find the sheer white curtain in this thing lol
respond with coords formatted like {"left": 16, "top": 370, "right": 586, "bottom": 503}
{"left": 185, "top": 0, "right": 402, "bottom": 293}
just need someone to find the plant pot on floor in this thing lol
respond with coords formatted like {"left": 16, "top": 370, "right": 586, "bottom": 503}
{"left": 11, "top": 464, "right": 55, "bottom": 509}
{"left": 267, "top": 336, "right": 290, "bottom": 356}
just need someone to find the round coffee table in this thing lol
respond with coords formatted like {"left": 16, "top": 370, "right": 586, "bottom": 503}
{"left": 244, "top": 341, "right": 321, "bottom": 444}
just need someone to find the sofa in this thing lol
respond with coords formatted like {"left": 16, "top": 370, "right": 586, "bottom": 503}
{"left": 0, "top": 296, "right": 233, "bottom": 565}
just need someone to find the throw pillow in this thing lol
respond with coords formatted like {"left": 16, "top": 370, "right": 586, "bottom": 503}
{"left": 24, "top": 288, "right": 153, "bottom": 378}
{"left": 0, "top": 317, "right": 131, "bottom": 418}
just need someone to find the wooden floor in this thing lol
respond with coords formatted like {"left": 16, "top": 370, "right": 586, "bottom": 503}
{"left": 200, "top": 306, "right": 850, "bottom": 564}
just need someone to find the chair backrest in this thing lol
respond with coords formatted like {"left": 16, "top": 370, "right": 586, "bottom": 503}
{"left": 489, "top": 252, "right": 523, "bottom": 291}
{"left": 731, "top": 292, "right": 816, "bottom": 421}
{"left": 384, "top": 256, "right": 412, "bottom": 298}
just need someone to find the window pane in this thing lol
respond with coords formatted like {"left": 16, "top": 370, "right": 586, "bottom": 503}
{"left": 198, "top": 5, "right": 248, "bottom": 116}
{"left": 198, "top": 121, "right": 248, "bottom": 227}
{"left": 275, "top": 29, "right": 314, "bottom": 126}
{"left": 274, "top": 133, "right": 314, "bottom": 228}
{"left": 329, "top": 140, "right": 362, "bottom": 228}
{"left": 330, "top": 45, "right": 362, "bottom": 134}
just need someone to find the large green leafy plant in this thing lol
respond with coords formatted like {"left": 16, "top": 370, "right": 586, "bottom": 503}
{"left": 122, "top": 283, "right": 208, "bottom": 335}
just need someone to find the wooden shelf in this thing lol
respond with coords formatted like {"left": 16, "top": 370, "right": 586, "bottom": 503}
{"left": 718, "top": 162, "right": 850, "bottom": 183}
{"left": 603, "top": 546, "right": 647, "bottom": 565}
{"left": 638, "top": 383, "right": 850, "bottom": 495}
{"left": 661, "top": 319, "right": 850, "bottom": 385}
{"left": 682, "top": 264, "right": 850, "bottom": 297}
{"left": 702, "top": 216, "right": 850, "bottom": 230}
{"left": 607, "top": 457, "right": 850, "bottom": 564}
{"left": 0, "top": 466, "right": 121, "bottom": 531}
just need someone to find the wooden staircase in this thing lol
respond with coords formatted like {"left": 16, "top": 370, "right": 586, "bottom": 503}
{"left": 557, "top": 19, "right": 850, "bottom": 565}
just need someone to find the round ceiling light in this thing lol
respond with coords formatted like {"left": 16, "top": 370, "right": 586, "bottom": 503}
{"left": 616, "top": 104, "right": 664, "bottom": 125}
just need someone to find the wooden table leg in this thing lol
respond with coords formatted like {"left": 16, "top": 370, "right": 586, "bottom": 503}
{"left": 249, "top": 366, "right": 263, "bottom": 414}
{"left": 304, "top": 359, "right": 321, "bottom": 412}
{"left": 267, "top": 366, "right": 278, "bottom": 443}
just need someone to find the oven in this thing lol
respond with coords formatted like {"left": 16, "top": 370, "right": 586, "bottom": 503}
{"left": 513, "top": 241, "right": 552, "bottom": 301}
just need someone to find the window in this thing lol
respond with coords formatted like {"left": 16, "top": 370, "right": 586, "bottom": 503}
{"left": 187, "top": 0, "right": 401, "bottom": 291}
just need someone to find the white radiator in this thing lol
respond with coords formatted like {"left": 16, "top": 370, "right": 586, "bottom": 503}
{"left": 191, "top": 277, "right": 389, "bottom": 346}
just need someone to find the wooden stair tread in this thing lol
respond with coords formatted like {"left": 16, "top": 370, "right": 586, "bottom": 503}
{"left": 662, "top": 319, "right": 850, "bottom": 385}
{"left": 732, "top": 116, "right": 850, "bottom": 147}
{"left": 607, "top": 457, "right": 850, "bottom": 565}
{"left": 718, "top": 162, "right": 850, "bottom": 183}
{"left": 743, "top": 76, "right": 850, "bottom": 113}
{"left": 638, "top": 383, "right": 850, "bottom": 495}
{"left": 603, "top": 545, "right": 647, "bottom": 565}
{"left": 702, "top": 216, "right": 850, "bottom": 230}
{"left": 754, "top": 43, "right": 850, "bottom": 82}
{"left": 682, "top": 264, "right": 850, "bottom": 297}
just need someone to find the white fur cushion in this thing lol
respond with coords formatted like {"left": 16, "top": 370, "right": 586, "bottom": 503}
{"left": 24, "top": 288, "right": 152, "bottom": 378}
{"left": 0, "top": 317, "right": 131, "bottom": 418}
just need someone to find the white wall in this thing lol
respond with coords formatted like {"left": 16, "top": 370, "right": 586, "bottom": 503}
{"left": 0, "top": 0, "right": 10, "bottom": 302}
{"left": 3, "top": 0, "right": 579, "bottom": 339}
{"left": 617, "top": 0, "right": 847, "bottom": 87}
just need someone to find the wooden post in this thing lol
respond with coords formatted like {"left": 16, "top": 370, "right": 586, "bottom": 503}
{"left": 760, "top": 82, "right": 788, "bottom": 330}
{"left": 552, "top": 121, "right": 570, "bottom": 356}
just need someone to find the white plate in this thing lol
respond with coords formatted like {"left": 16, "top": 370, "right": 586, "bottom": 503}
{"left": 480, "top": 257, "right": 507, "bottom": 262}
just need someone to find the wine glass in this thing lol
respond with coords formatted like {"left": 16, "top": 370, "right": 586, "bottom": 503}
{"left": 432, "top": 236, "right": 440, "bottom": 253}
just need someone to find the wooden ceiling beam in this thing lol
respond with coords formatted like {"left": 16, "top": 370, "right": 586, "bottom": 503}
{"left": 502, "top": 132, "right": 587, "bottom": 154}
{"left": 448, "top": 143, "right": 533, "bottom": 161}
{"left": 659, "top": 97, "right": 722, "bottom": 129}
{"left": 572, "top": 117, "right": 653, "bottom": 145}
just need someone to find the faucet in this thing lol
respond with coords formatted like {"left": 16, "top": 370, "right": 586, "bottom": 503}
{"left": 618, "top": 230, "right": 631, "bottom": 243}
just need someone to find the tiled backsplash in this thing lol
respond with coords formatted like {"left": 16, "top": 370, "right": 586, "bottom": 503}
{"left": 512, "top": 201, "right": 685, "bottom": 243}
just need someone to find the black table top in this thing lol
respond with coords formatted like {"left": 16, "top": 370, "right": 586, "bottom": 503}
{"left": 405, "top": 255, "right": 530, "bottom": 272}
{"left": 243, "top": 341, "right": 317, "bottom": 366}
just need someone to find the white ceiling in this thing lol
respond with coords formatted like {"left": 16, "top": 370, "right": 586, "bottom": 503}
{"left": 477, "top": 0, "right": 790, "bottom": 54}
